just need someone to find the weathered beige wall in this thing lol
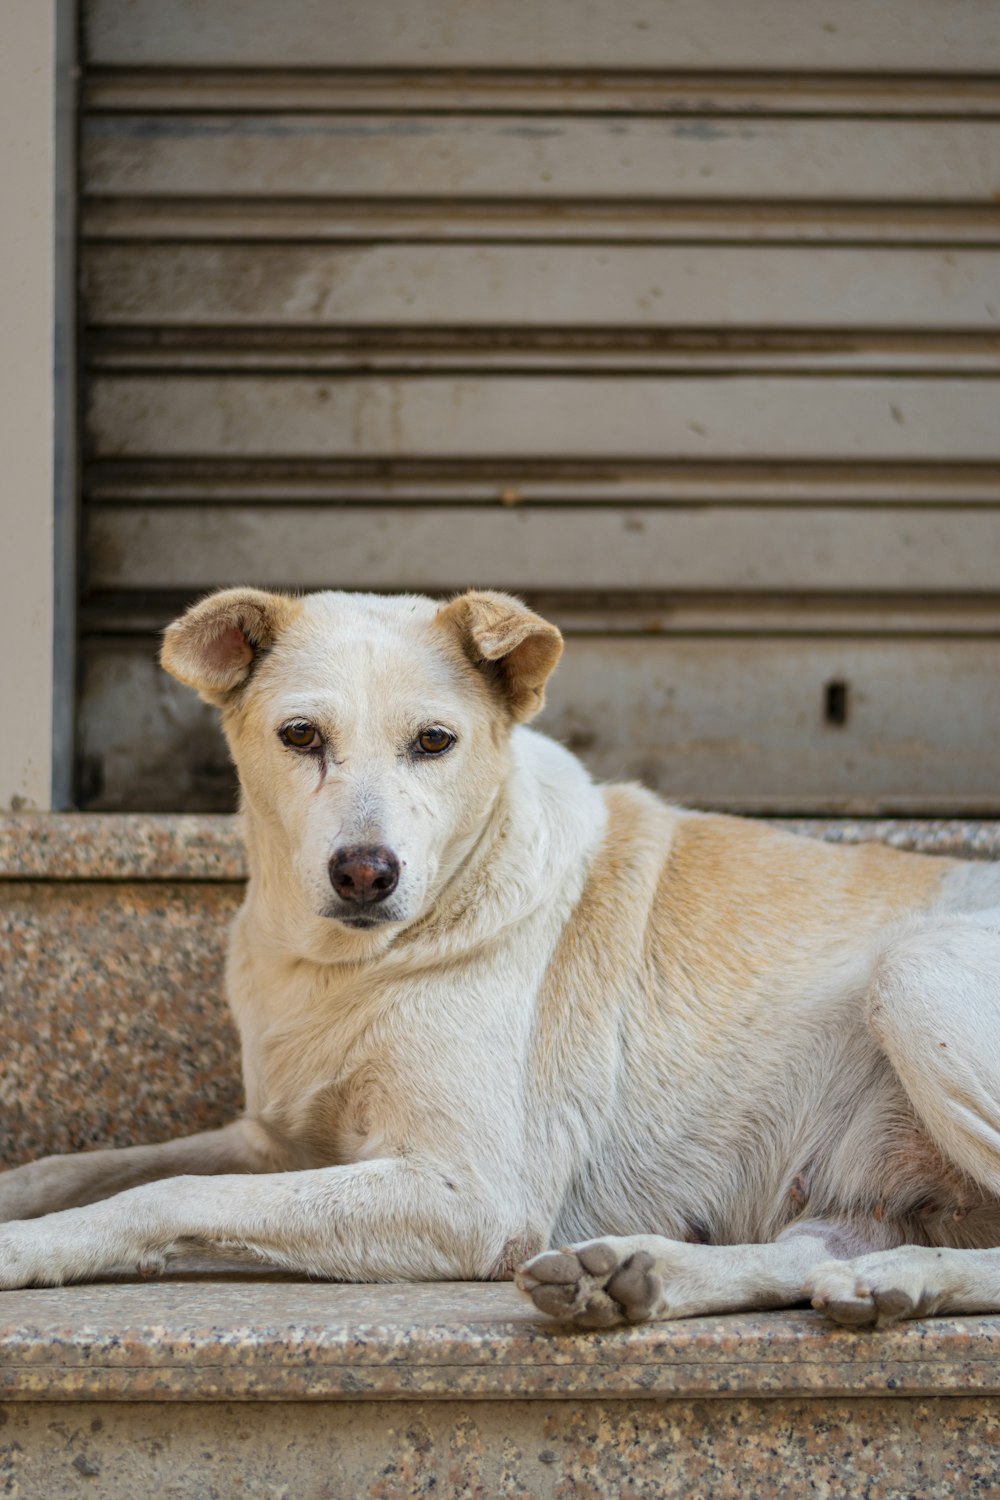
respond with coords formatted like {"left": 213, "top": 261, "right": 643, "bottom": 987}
{"left": 0, "top": 2, "right": 57, "bottom": 810}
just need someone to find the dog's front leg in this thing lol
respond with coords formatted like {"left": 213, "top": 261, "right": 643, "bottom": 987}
{"left": 0, "top": 1118, "right": 297, "bottom": 1224}
{"left": 0, "top": 1156, "right": 512, "bottom": 1289}
{"left": 517, "top": 1222, "right": 877, "bottom": 1327}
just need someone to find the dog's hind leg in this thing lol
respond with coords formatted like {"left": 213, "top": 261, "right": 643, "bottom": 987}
{"left": 0, "top": 1118, "right": 296, "bottom": 1223}
{"left": 808, "top": 908, "right": 1000, "bottom": 1326}
{"left": 807, "top": 1243, "right": 1000, "bottom": 1327}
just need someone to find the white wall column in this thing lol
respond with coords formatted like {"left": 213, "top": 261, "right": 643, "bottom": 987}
{"left": 0, "top": 0, "right": 75, "bottom": 811}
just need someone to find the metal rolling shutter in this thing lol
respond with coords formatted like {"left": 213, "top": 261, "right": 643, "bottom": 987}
{"left": 78, "top": 0, "right": 1000, "bottom": 813}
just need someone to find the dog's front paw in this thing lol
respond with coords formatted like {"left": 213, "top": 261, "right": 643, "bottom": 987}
{"left": 807, "top": 1249, "right": 942, "bottom": 1328}
{"left": 0, "top": 1205, "right": 155, "bottom": 1291}
{"left": 516, "top": 1236, "right": 667, "bottom": 1328}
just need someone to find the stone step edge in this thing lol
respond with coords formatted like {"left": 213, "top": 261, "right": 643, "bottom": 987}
{"left": 2, "top": 1281, "right": 999, "bottom": 1404}
{"left": 0, "top": 813, "right": 246, "bottom": 882}
{"left": 3, "top": 813, "right": 1000, "bottom": 883}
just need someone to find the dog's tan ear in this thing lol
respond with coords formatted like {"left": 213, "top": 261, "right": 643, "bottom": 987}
{"left": 438, "top": 590, "right": 563, "bottom": 722}
{"left": 161, "top": 588, "right": 300, "bottom": 705}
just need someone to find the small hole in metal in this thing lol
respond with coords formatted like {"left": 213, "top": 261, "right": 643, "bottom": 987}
{"left": 825, "top": 680, "right": 848, "bottom": 727}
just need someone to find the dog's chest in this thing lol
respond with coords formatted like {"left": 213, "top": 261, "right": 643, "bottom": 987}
{"left": 234, "top": 931, "right": 551, "bottom": 1162}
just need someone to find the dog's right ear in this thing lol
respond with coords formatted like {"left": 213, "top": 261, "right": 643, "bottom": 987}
{"left": 161, "top": 588, "right": 300, "bottom": 706}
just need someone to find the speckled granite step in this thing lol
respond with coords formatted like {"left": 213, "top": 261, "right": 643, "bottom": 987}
{"left": 2, "top": 1280, "right": 1000, "bottom": 1497}
{"left": 3, "top": 815, "right": 1000, "bottom": 1497}
{"left": 6, "top": 1279, "right": 1000, "bottom": 1404}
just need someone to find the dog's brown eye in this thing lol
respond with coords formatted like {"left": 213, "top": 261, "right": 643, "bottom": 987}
{"left": 280, "top": 721, "right": 320, "bottom": 751}
{"left": 417, "top": 726, "right": 454, "bottom": 755}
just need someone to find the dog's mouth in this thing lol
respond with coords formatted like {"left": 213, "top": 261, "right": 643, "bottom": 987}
{"left": 323, "top": 906, "right": 401, "bottom": 931}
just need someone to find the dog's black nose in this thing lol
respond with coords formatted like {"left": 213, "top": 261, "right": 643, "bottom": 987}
{"left": 329, "top": 845, "right": 400, "bottom": 906}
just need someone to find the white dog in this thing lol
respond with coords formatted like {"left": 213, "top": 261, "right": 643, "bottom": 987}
{"left": 3, "top": 587, "right": 1000, "bottom": 1330}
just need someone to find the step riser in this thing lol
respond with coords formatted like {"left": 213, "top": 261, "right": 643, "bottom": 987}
{"left": 1, "top": 880, "right": 241, "bottom": 1169}
{"left": 0, "top": 1396, "right": 992, "bottom": 1498}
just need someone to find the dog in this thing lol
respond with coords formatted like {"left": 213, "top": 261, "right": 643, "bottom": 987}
{"left": 3, "top": 586, "right": 1000, "bottom": 1330}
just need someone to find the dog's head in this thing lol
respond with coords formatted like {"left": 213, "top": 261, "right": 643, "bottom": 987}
{"left": 161, "top": 589, "right": 562, "bottom": 936}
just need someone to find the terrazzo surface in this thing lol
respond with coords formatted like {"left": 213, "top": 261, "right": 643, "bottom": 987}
{"left": 3, "top": 1394, "right": 996, "bottom": 1498}
{"left": 1, "top": 1281, "right": 1000, "bottom": 1403}
{"left": 0, "top": 881, "right": 242, "bottom": 1167}
{"left": 0, "top": 814, "right": 246, "bottom": 881}
{"left": 3, "top": 814, "right": 1000, "bottom": 882}
{"left": 2, "top": 1274, "right": 1000, "bottom": 1494}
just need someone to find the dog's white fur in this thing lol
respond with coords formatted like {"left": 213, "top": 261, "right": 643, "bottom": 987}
{"left": 4, "top": 587, "right": 1000, "bottom": 1330}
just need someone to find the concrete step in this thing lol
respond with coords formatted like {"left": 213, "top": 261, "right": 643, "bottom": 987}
{"left": 2, "top": 1278, "right": 1000, "bottom": 1497}
{"left": 3, "top": 814, "right": 1000, "bottom": 1497}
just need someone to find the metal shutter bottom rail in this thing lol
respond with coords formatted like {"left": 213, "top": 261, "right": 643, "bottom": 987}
{"left": 77, "top": 635, "right": 1000, "bottom": 815}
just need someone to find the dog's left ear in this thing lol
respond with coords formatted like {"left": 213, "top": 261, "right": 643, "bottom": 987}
{"left": 161, "top": 587, "right": 301, "bottom": 706}
{"left": 437, "top": 590, "right": 563, "bottom": 722}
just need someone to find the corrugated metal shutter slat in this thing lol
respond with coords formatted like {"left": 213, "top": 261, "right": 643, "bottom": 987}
{"left": 77, "top": 0, "right": 1000, "bottom": 813}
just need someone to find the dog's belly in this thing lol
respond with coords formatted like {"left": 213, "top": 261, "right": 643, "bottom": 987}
{"left": 546, "top": 1015, "right": 999, "bottom": 1250}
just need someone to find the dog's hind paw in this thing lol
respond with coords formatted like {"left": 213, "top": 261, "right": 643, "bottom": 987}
{"left": 807, "top": 1248, "right": 943, "bottom": 1328}
{"left": 515, "top": 1237, "right": 664, "bottom": 1328}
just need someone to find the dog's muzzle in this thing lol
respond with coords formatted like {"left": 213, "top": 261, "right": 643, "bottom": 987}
{"left": 328, "top": 845, "right": 400, "bottom": 906}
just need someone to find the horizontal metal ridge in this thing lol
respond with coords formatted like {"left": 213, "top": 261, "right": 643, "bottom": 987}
{"left": 79, "top": 0, "right": 1000, "bottom": 73}
{"left": 81, "top": 457, "right": 1000, "bottom": 506}
{"left": 83, "top": 68, "right": 1000, "bottom": 117}
{"left": 78, "top": 592, "right": 1000, "bottom": 638}
{"left": 80, "top": 200, "right": 1000, "bottom": 245}
{"left": 81, "top": 372, "right": 1000, "bottom": 462}
{"left": 81, "top": 339, "right": 1000, "bottom": 378}
{"left": 82, "top": 503, "right": 1000, "bottom": 592}
{"left": 79, "top": 115, "right": 1000, "bottom": 204}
